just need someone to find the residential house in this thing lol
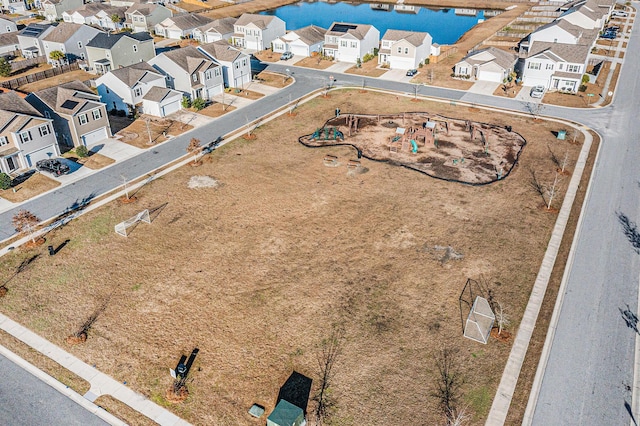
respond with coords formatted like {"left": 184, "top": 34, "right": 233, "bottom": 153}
{"left": 557, "top": 1, "right": 604, "bottom": 29}
{"left": 17, "top": 23, "right": 56, "bottom": 59}
{"left": 1, "top": 0, "right": 27, "bottom": 14}
{"left": 519, "top": 19, "right": 598, "bottom": 56}
{"left": 26, "top": 80, "right": 112, "bottom": 149}
{"left": 454, "top": 47, "right": 517, "bottom": 82}
{"left": 378, "top": 29, "right": 432, "bottom": 69}
{"left": 322, "top": 22, "right": 380, "bottom": 63}
{"left": 192, "top": 17, "right": 236, "bottom": 44}
{"left": 41, "top": 0, "right": 84, "bottom": 22}
{"left": 148, "top": 45, "right": 223, "bottom": 101}
{"left": 519, "top": 42, "right": 590, "bottom": 92}
{"left": 110, "top": 0, "right": 148, "bottom": 7}
{"left": 96, "top": 62, "right": 167, "bottom": 113}
{"left": 271, "top": 25, "right": 326, "bottom": 57}
{"left": 0, "top": 33, "right": 19, "bottom": 57}
{"left": 198, "top": 40, "right": 251, "bottom": 88}
{"left": 154, "top": 14, "right": 212, "bottom": 40}
{"left": 86, "top": 32, "right": 155, "bottom": 74}
{"left": 231, "top": 13, "right": 285, "bottom": 51}
{"left": 62, "top": 4, "right": 127, "bottom": 31}
{"left": 0, "top": 91, "right": 59, "bottom": 174}
{"left": 0, "top": 17, "right": 17, "bottom": 34}
{"left": 42, "top": 23, "right": 104, "bottom": 65}
{"left": 125, "top": 3, "right": 172, "bottom": 33}
{"left": 141, "top": 86, "right": 183, "bottom": 117}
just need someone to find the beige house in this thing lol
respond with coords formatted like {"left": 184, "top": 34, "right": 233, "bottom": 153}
{"left": 378, "top": 29, "right": 432, "bottom": 70}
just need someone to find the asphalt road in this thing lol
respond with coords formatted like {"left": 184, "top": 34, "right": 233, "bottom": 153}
{"left": 0, "top": 37, "right": 638, "bottom": 425}
{"left": 0, "top": 354, "right": 108, "bottom": 426}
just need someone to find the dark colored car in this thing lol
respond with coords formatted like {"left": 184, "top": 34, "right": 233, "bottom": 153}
{"left": 406, "top": 68, "right": 418, "bottom": 77}
{"left": 36, "top": 158, "right": 70, "bottom": 176}
{"left": 601, "top": 32, "right": 616, "bottom": 39}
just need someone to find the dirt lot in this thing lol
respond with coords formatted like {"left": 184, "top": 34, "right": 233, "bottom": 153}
{"left": 0, "top": 172, "right": 59, "bottom": 202}
{"left": 344, "top": 59, "right": 387, "bottom": 77}
{"left": 196, "top": 102, "right": 236, "bottom": 118}
{"left": 0, "top": 90, "right": 587, "bottom": 425}
{"left": 254, "top": 71, "right": 294, "bottom": 89}
{"left": 117, "top": 117, "right": 193, "bottom": 149}
{"left": 18, "top": 70, "right": 94, "bottom": 93}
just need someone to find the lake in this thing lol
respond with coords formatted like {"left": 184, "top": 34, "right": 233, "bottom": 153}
{"left": 260, "top": 2, "right": 498, "bottom": 45}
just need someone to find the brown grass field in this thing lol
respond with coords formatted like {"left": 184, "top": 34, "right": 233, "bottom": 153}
{"left": 0, "top": 90, "right": 591, "bottom": 425}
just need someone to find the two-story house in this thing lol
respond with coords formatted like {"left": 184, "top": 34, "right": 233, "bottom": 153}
{"left": 557, "top": 1, "right": 604, "bottom": 30}
{"left": 519, "top": 19, "right": 598, "bottom": 56}
{"left": 272, "top": 25, "right": 326, "bottom": 57}
{"left": 322, "top": 22, "right": 380, "bottom": 63}
{"left": 62, "top": 4, "right": 127, "bottom": 31}
{"left": 192, "top": 17, "right": 236, "bottom": 44}
{"left": 42, "top": 23, "right": 104, "bottom": 66}
{"left": 148, "top": 45, "right": 223, "bottom": 101}
{"left": 519, "top": 42, "right": 590, "bottom": 92}
{"left": 154, "top": 14, "right": 212, "bottom": 40}
{"left": 231, "top": 13, "right": 285, "bottom": 51}
{"left": 0, "top": 91, "right": 59, "bottom": 174}
{"left": 198, "top": 40, "right": 251, "bottom": 88}
{"left": 378, "top": 29, "right": 432, "bottom": 69}
{"left": 1, "top": 0, "right": 27, "bottom": 14}
{"left": 0, "top": 17, "right": 17, "bottom": 34}
{"left": 86, "top": 32, "right": 155, "bottom": 74}
{"left": 26, "top": 80, "right": 112, "bottom": 149}
{"left": 96, "top": 62, "right": 166, "bottom": 113}
{"left": 17, "top": 23, "right": 55, "bottom": 59}
{"left": 125, "top": 3, "right": 172, "bottom": 33}
{"left": 41, "top": 0, "right": 84, "bottom": 22}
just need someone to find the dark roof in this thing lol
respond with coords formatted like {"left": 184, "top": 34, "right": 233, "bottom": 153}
{"left": 0, "top": 91, "right": 42, "bottom": 116}
{"left": 0, "top": 32, "right": 18, "bottom": 47}
{"left": 18, "top": 23, "right": 54, "bottom": 38}
{"left": 109, "top": 62, "right": 161, "bottom": 87}
{"left": 86, "top": 31, "right": 152, "bottom": 49}
{"left": 160, "top": 45, "right": 216, "bottom": 74}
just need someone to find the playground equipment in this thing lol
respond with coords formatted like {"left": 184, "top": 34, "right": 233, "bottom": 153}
{"left": 347, "top": 159, "right": 361, "bottom": 170}
{"left": 410, "top": 139, "right": 418, "bottom": 153}
{"left": 115, "top": 209, "right": 151, "bottom": 237}
{"left": 310, "top": 127, "right": 344, "bottom": 141}
{"left": 323, "top": 154, "right": 339, "bottom": 167}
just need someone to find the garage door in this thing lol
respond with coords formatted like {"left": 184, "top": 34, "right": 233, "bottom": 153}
{"left": 167, "top": 29, "right": 182, "bottom": 40}
{"left": 390, "top": 57, "right": 415, "bottom": 70}
{"left": 25, "top": 146, "right": 54, "bottom": 167}
{"left": 81, "top": 127, "right": 108, "bottom": 147}
{"left": 161, "top": 100, "right": 180, "bottom": 117}
{"left": 478, "top": 70, "right": 502, "bottom": 83}
{"left": 290, "top": 45, "right": 308, "bottom": 57}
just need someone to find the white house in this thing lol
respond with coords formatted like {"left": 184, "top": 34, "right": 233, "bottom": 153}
{"left": 42, "top": 23, "right": 104, "bottom": 65}
{"left": 17, "top": 23, "right": 55, "bottom": 59}
{"left": 322, "top": 22, "right": 380, "bottom": 64}
{"left": 142, "top": 86, "right": 183, "bottom": 117}
{"left": 149, "top": 45, "right": 224, "bottom": 101}
{"left": 2, "top": 0, "right": 27, "bottom": 14}
{"left": 198, "top": 40, "right": 251, "bottom": 88}
{"left": 41, "top": 0, "right": 84, "bottom": 22}
{"left": 557, "top": 1, "right": 604, "bottom": 30}
{"left": 378, "top": 29, "right": 432, "bottom": 69}
{"left": 519, "top": 42, "right": 590, "bottom": 92}
{"left": 271, "top": 25, "right": 326, "bottom": 57}
{"left": 96, "top": 62, "right": 166, "bottom": 114}
{"left": 154, "top": 14, "right": 212, "bottom": 40}
{"left": 0, "top": 17, "right": 17, "bottom": 35}
{"left": 231, "top": 13, "right": 285, "bottom": 51}
{"left": 192, "top": 17, "right": 236, "bottom": 44}
{"left": 63, "top": 5, "right": 127, "bottom": 31}
{"left": 454, "top": 47, "right": 517, "bottom": 82}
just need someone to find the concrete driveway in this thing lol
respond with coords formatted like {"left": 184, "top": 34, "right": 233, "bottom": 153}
{"left": 325, "top": 62, "right": 353, "bottom": 73}
{"left": 88, "top": 138, "right": 142, "bottom": 162}
{"left": 169, "top": 110, "right": 214, "bottom": 128}
{"left": 379, "top": 68, "right": 414, "bottom": 83}
{"left": 467, "top": 80, "right": 500, "bottom": 95}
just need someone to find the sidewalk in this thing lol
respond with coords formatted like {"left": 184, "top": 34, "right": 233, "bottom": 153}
{"left": 0, "top": 313, "right": 190, "bottom": 426}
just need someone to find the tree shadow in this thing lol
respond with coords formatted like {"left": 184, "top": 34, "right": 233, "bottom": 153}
{"left": 617, "top": 211, "right": 640, "bottom": 254}
{"left": 625, "top": 400, "right": 638, "bottom": 426}
{"left": 0, "top": 253, "right": 40, "bottom": 292}
{"left": 619, "top": 304, "right": 639, "bottom": 334}
{"left": 148, "top": 202, "right": 168, "bottom": 222}
{"left": 277, "top": 371, "right": 312, "bottom": 415}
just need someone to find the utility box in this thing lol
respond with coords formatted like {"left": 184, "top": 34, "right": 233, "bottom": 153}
{"left": 557, "top": 130, "right": 567, "bottom": 140}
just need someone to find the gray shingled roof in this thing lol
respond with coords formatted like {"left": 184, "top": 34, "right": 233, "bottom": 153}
{"left": 110, "top": 62, "right": 161, "bottom": 87}
{"left": 43, "top": 23, "right": 87, "bottom": 43}
{"left": 291, "top": 25, "right": 326, "bottom": 45}
{"left": 528, "top": 41, "right": 591, "bottom": 64}
{"left": 199, "top": 40, "right": 244, "bottom": 62}
{"left": 234, "top": 13, "right": 275, "bottom": 29}
{"left": 86, "top": 31, "right": 152, "bottom": 49}
{"left": 0, "top": 92, "right": 41, "bottom": 116}
{"left": 196, "top": 17, "right": 236, "bottom": 35}
{"left": 166, "top": 14, "right": 212, "bottom": 30}
{"left": 381, "top": 29, "right": 430, "bottom": 46}
{"left": 31, "top": 80, "right": 102, "bottom": 115}
{"left": 326, "top": 22, "right": 373, "bottom": 40}
{"left": 142, "top": 86, "right": 179, "bottom": 102}
{"left": 460, "top": 47, "right": 517, "bottom": 70}
{"left": 161, "top": 45, "right": 216, "bottom": 74}
{"left": 0, "top": 32, "right": 18, "bottom": 47}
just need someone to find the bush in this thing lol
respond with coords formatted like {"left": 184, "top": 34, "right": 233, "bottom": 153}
{"left": 578, "top": 84, "right": 587, "bottom": 92}
{"left": 373, "top": 47, "right": 379, "bottom": 56}
{"left": 362, "top": 53, "right": 374, "bottom": 63}
{"left": 181, "top": 96, "right": 191, "bottom": 109}
{"left": 581, "top": 74, "right": 590, "bottom": 84}
{"left": 76, "top": 145, "right": 89, "bottom": 158}
{"left": 0, "top": 58, "right": 11, "bottom": 77}
{"left": 192, "top": 97, "right": 206, "bottom": 111}
{"left": 0, "top": 172, "right": 10, "bottom": 190}
{"left": 34, "top": 14, "right": 45, "bottom": 20}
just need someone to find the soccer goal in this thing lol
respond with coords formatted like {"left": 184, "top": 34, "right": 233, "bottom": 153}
{"left": 115, "top": 209, "right": 151, "bottom": 237}
{"left": 464, "top": 296, "right": 495, "bottom": 344}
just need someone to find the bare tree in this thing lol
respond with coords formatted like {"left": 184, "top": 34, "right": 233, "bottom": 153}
{"left": 67, "top": 295, "right": 111, "bottom": 344}
{"left": 12, "top": 210, "right": 40, "bottom": 243}
{"left": 548, "top": 145, "right": 571, "bottom": 173}
{"left": 187, "top": 138, "right": 202, "bottom": 164}
{"left": 447, "top": 406, "right": 470, "bottom": 426}
{"left": 546, "top": 171, "right": 561, "bottom": 210}
{"left": 313, "top": 328, "right": 344, "bottom": 426}
{"left": 431, "top": 345, "right": 465, "bottom": 425}
{"left": 525, "top": 101, "right": 545, "bottom": 120}
{"left": 494, "top": 302, "right": 510, "bottom": 336}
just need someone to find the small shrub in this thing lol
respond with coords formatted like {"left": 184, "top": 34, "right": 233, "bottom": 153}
{"left": 181, "top": 96, "right": 191, "bottom": 109}
{"left": 192, "top": 97, "right": 206, "bottom": 111}
{"left": 76, "top": 145, "right": 89, "bottom": 158}
{"left": 0, "top": 172, "right": 11, "bottom": 190}
{"left": 0, "top": 58, "right": 11, "bottom": 77}
{"left": 373, "top": 47, "right": 379, "bottom": 56}
{"left": 424, "top": 58, "right": 430, "bottom": 65}
{"left": 578, "top": 84, "right": 587, "bottom": 92}
{"left": 362, "top": 53, "right": 374, "bottom": 63}
{"left": 581, "top": 74, "right": 590, "bottom": 84}
{"left": 34, "top": 14, "right": 45, "bottom": 20}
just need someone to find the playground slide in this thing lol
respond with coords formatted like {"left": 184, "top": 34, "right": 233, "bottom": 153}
{"left": 410, "top": 139, "right": 418, "bottom": 153}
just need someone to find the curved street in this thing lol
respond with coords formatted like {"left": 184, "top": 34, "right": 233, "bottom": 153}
{"left": 0, "top": 13, "right": 639, "bottom": 424}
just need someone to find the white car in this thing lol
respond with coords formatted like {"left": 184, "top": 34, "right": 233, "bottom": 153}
{"left": 612, "top": 10, "right": 628, "bottom": 17}
{"left": 530, "top": 85, "right": 545, "bottom": 99}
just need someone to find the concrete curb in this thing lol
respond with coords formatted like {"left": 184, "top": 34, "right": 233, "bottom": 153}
{"left": 486, "top": 127, "right": 594, "bottom": 425}
{"left": 0, "top": 344, "right": 126, "bottom": 426}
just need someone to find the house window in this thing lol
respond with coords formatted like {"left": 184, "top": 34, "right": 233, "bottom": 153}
{"left": 6, "top": 26, "right": 10, "bottom": 32}
{"left": 341, "top": 41, "right": 347, "bottom": 47}
{"left": 397, "top": 47, "right": 402, "bottom": 53}
{"left": 77, "top": 41, "right": 83, "bottom": 49}
{"left": 242, "top": 59, "right": 247, "bottom": 66}
{"left": 205, "top": 70, "right": 211, "bottom": 79}
{"left": 350, "top": 42, "right": 357, "bottom": 48}
{"left": 404, "top": 47, "right": 409, "bottom": 54}
{"left": 192, "top": 74, "right": 198, "bottom": 82}
{"left": 0, "top": 136, "right": 8, "bottom": 146}
{"left": 80, "top": 53, "right": 85, "bottom": 60}
{"left": 19, "top": 131, "right": 32, "bottom": 143}
{"left": 105, "top": 88, "right": 109, "bottom": 94}
{"left": 79, "top": 114, "right": 88, "bottom": 125}
{"left": 527, "top": 62, "right": 541, "bottom": 70}
{"left": 566, "top": 64, "right": 580, "bottom": 73}
{"left": 133, "top": 44, "right": 138, "bottom": 53}
{"left": 92, "top": 109, "right": 102, "bottom": 120}
{"left": 44, "top": 110, "right": 51, "bottom": 118}
{"left": 214, "top": 68, "right": 220, "bottom": 76}
{"left": 546, "top": 64, "right": 554, "bottom": 70}
{"left": 38, "top": 125, "right": 50, "bottom": 136}
{"left": 134, "top": 87, "right": 143, "bottom": 97}
{"left": 235, "top": 62, "right": 239, "bottom": 69}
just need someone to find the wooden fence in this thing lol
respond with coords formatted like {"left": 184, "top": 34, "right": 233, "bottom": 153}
{"left": 1, "top": 62, "right": 80, "bottom": 90}
{"left": 10, "top": 55, "right": 46, "bottom": 73}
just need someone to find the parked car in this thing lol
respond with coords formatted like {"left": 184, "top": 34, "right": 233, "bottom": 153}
{"left": 530, "top": 85, "right": 545, "bottom": 99}
{"left": 406, "top": 68, "right": 418, "bottom": 77}
{"left": 36, "top": 158, "right": 70, "bottom": 176}
{"left": 612, "top": 10, "right": 628, "bottom": 17}
{"left": 601, "top": 32, "right": 617, "bottom": 39}
{"left": 606, "top": 26, "right": 620, "bottom": 31}
{"left": 280, "top": 51, "right": 293, "bottom": 60}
